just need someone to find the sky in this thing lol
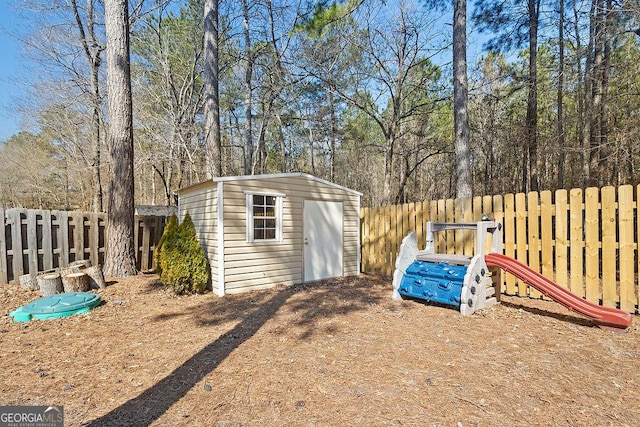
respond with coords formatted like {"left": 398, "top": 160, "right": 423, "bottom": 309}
{"left": 0, "top": 1, "right": 22, "bottom": 141}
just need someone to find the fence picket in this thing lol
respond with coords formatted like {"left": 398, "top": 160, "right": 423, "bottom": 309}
{"left": 463, "top": 197, "right": 473, "bottom": 256}
{"left": 42, "top": 210, "right": 53, "bottom": 271}
{"left": 515, "top": 193, "right": 527, "bottom": 297}
{"left": 555, "top": 190, "right": 569, "bottom": 290}
{"left": 26, "top": 210, "right": 38, "bottom": 275}
{"left": 528, "top": 192, "right": 541, "bottom": 298}
{"left": 89, "top": 212, "right": 100, "bottom": 266}
{"left": 436, "top": 199, "right": 445, "bottom": 253}
{"left": 584, "top": 187, "right": 600, "bottom": 303}
{"left": 0, "top": 208, "right": 6, "bottom": 284}
{"left": 9, "top": 209, "right": 24, "bottom": 279}
{"left": 569, "top": 189, "right": 584, "bottom": 298}
{"left": 504, "top": 194, "right": 516, "bottom": 295}
{"left": 454, "top": 198, "right": 463, "bottom": 254}
{"left": 601, "top": 187, "right": 617, "bottom": 308}
{"left": 415, "top": 201, "right": 424, "bottom": 250}
{"left": 58, "top": 211, "right": 69, "bottom": 267}
{"left": 540, "top": 191, "right": 553, "bottom": 282}
{"left": 445, "top": 198, "right": 454, "bottom": 254}
{"left": 383, "top": 205, "right": 393, "bottom": 276}
{"left": 362, "top": 207, "right": 369, "bottom": 273}
{"left": 72, "top": 213, "right": 84, "bottom": 263}
{"left": 620, "top": 186, "right": 635, "bottom": 312}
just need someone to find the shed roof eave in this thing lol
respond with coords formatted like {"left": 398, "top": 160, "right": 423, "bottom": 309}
{"left": 176, "top": 173, "right": 362, "bottom": 197}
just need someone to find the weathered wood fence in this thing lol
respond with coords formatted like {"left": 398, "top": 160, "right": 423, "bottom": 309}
{"left": 0, "top": 208, "right": 167, "bottom": 284}
{"left": 361, "top": 185, "right": 640, "bottom": 314}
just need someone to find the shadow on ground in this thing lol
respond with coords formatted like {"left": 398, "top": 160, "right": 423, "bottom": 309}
{"left": 500, "top": 299, "right": 596, "bottom": 328}
{"left": 88, "top": 275, "right": 387, "bottom": 426}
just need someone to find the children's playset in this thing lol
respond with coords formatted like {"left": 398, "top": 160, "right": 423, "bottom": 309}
{"left": 392, "top": 220, "right": 632, "bottom": 329}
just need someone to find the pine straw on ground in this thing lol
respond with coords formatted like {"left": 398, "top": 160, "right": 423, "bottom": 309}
{"left": 1, "top": 274, "right": 639, "bottom": 427}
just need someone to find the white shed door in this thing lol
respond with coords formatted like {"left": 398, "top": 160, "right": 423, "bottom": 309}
{"left": 303, "top": 200, "right": 343, "bottom": 281}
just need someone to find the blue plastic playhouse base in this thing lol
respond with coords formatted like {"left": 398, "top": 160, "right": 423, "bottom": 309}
{"left": 9, "top": 292, "right": 102, "bottom": 322}
{"left": 397, "top": 260, "right": 467, "bottom": 307}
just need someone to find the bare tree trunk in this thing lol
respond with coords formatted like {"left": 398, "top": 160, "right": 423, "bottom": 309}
{"left": 590, "top": 0, "right": 604, "bottom": 185}
{"left": 557, "top": 0, "right": 566, "bottom": 189}
{"left": 104, "top": 0, "right": 137, "bottom": 278}
{"left": 582, "top": 0, "right": 597, "bottom": 188}
{"left": 382, "top": 131, "right": 395, "bottom": 205}
{"left": 254, "top": 101, "right": 270, "bottom": 174}
{"left": 276, "top": 113, "right": 287, "bottom": 173}
{"left": 204, "top": 0, "right": 222, "bottom": 179}
{"left": 242, "top": 0, "right": 253, "bottom": 175}
{"left": 328, "top": 88, "right": 337, "bottom": 182}
{"left": 599, "top": 0, "right": 611, "bottom": 185}
{"left": 453, "top": 0, "right": 472, "bottom": 199}
{"left": 71, "top": 0, "right": 104, "bottom": 212}
{"left": 526, "top": 0, "right": 540, "bottom": 192}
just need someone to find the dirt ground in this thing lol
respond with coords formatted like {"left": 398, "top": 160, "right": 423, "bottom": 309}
{"left": 1, "top": 274, "right": 639, "bottom": 427}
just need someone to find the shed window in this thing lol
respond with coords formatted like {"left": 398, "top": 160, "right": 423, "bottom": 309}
{"left": 246, "top": 192, "right": 284, "bottom": 242}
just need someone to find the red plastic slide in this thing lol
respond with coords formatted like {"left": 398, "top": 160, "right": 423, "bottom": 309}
{"left": 485, "top": 253, "right": 633, "bottom": 329}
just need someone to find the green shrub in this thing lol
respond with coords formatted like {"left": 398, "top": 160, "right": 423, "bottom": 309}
{"left": 154, "top": 214, "right": 178, "bottom": 275}
{"left": 159, "top": 212, "right": 209, "bottom": 294}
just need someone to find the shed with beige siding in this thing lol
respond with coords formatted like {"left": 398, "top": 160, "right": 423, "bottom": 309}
{"left": 177, "top": 173, "right": 362, "bottom": 296}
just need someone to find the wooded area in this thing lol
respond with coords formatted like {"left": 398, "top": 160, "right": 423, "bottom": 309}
{"left": 361, "top": 184, "right": 640, "bottom": 314}
{"left": 1, "top": 0, "right": 639, "bottom": 210}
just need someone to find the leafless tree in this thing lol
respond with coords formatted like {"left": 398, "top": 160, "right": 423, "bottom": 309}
{"left": 104, "top": 0, "right": 137, "bottom": 277}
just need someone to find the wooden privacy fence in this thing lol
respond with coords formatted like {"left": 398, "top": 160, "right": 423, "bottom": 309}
{"left": 361, "top": 185, "right": 640, "bottom": 314}
{"left": 0, "top": 208, "right": 167, "bottom": 284}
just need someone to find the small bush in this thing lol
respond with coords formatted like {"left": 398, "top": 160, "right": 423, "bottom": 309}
{"left": 154, "top": 214, "right": 178, "bottom": 275}
{"left": 158, "top": 212, "right": 209, "bottom": 294}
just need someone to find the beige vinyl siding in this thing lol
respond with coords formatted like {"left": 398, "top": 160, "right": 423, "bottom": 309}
{"left": 177, "top": 173, "right": 361, "bottom": 295}
{"left": 178, "top": 182, "right": 220, "bottom": 293}
{"left": 222, "top": 178, "right": 301, "bottom": 291}
{"left": 220, "top": 175, "right": 359, "bottom": 292}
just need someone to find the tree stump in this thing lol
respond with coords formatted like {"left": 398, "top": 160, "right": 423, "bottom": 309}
{"left": 68, "top": 259, "right": 92, "bottom": 269}
{"left": 85, "top": 265, "right": 106, "bottom": 289}
{"left": 61, "top": 261, "right": 90, "bottom": 289}
{"left": 19, "top": 273, "right": 38, "bottom": 290}
{"left": 62, "top": 272, "right": 89, "bottom": 293}
{"left": 37, "top": 273, "right": 63, "bottom": 297}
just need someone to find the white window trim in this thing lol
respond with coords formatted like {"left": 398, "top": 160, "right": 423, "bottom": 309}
{"left": 245, "top": 191, "right": 285, "bottom": 242}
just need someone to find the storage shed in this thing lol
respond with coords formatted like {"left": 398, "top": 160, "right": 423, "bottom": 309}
{"left": 177, "top": 173, "right": 362, "bottom": 296}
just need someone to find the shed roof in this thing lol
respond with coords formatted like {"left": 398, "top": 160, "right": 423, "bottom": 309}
{"left": 176, "top": 172, "right": 362, "bottom": 196}
{"left": 135, "top": 205, "right": 178, "bottom": 216}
